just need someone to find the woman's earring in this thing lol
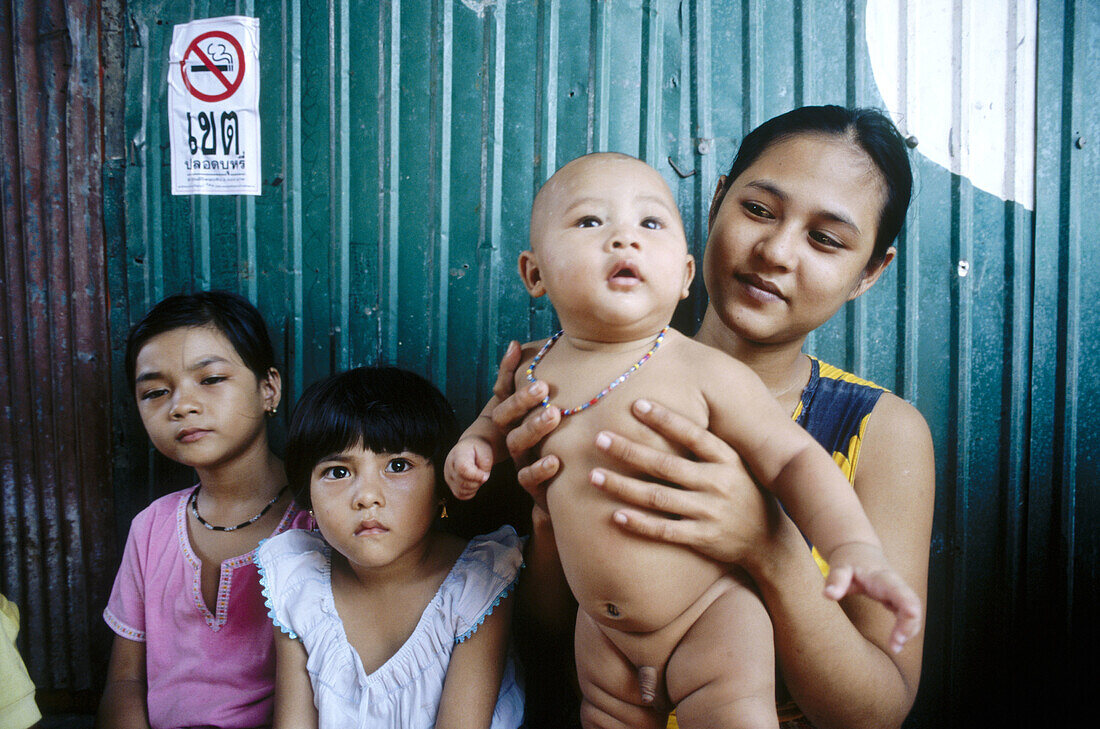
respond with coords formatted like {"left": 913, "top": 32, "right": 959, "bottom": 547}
{"left": 266, "top": 405, "right": 278, "bottom": 417}
{"left": 439, "top": 501, "right": 449, "bottom": 519}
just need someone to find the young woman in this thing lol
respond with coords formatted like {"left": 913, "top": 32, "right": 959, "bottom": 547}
{"left": 496, "top": 106, "right": 935, "bottom": 729}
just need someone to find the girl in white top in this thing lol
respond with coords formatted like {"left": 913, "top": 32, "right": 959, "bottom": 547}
{"left": 257, "top": 366, "right": 524, "bottom": 729}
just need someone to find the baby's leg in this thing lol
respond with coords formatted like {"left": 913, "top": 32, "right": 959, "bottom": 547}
{"left": 574, "top": 608, "right": 669, "bottom": 729}
{"left": 666, "top": 571, "right": 778, "bottom": 729}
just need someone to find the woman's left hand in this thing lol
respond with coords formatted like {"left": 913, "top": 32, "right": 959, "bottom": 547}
{"left": 590, "top": 398, "right": 788, "bottom": 567}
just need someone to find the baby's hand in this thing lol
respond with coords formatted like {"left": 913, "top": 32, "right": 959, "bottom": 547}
{"left": 444, "top": 437, "right": 495, "bottom": 500}
{"left": 822, "top": 541, "right": 922, "bottom": 654}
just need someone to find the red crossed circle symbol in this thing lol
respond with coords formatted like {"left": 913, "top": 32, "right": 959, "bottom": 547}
{"left": 180, "top": 30, "right": 245, "bottom": 103}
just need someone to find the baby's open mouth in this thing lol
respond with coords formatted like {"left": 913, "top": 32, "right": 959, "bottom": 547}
{"left": 610, "top": 263, "right": 640, "bottom": 281}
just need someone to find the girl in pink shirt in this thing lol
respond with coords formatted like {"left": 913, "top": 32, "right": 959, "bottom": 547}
{"left": 98, "top": 292, "right": 311, "bottom": 729}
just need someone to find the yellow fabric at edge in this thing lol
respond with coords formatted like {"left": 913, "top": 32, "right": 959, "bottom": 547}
{"left": 0, "top": 595, "right": 41, "bottom": 729}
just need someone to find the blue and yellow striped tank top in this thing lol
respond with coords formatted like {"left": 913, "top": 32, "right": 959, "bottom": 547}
{"left": 793, "top": 356, "right": 885, "bottom": 484}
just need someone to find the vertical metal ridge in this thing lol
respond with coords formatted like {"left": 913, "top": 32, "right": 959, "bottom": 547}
{"left": 63, "top": 0, "right": 111, "bottom": 680}
{"left": 0, "top": 0, "right": 26, "bottom": 608}
{"left": 245, "top": 199, "right": 257, "bottom": 301}
{"left": 147, "top": 18, "right": 164, "bottom": 305}
{"left": 946, "top": 0, "right": 973, "bottom": 711}
{"left": 338, "top": 0, "right": 351, "bottom": 370}
{"left": 590, "top": 1, "right": 609, "bottom": 150}
{"left": 488, "top": 0, "right": 506, "bottom": 347}
{"left": 640, "top": 0, "right": 663, "bottom": 164}
{"left": 898, "top": 0, "right": 910, "bottom": 125}
{"left": 899, "top": 213, "right": 921, "bottom": 397}
{"left": 850, "top": 37, "right": 868, "bottom": 385}
{"left": 1001, "top": 0, "right": 1030, "bottom": 657}
{"left": 538, "top": 0, "right": 559, "bottom": 182}
{"left": 851, "top": 0, "right": 872, "bottom": 106}
{"left": 1029, "top": 0, "right": 1066, "bottom": 622}
{"left": 900, "top": 0, "right": 920, "bottom": 401}
{"left": 529, "top": 0, "right": 559, "bottom": 342}
{"left": 289, "top": 0, "right": 304, "bottom": 397}
{"left": 793, "top": 0, "right": 805, "bottom": 106}
{"left": 694, "top": 0, "right": 714, "bottom": 229}
{"left": 0, "top": 0, "right": 37, "bottom": 676}
{"left": 328, "top": 0, "right": 338, "bottom": 365}
{"left": 14, "top": 0, "right": 62, "bottom": 681}
{"left": 132, "top": 16, "right": 154, "bottom": 308}
{"left": 679, "top": 0, "right": 704, "bottom": 324}
{"left": 844, "top": 0, "right": 856, "bottom": 105}
{"left": 197, "top": 196, "right": 211, "bottom": 288}
{"left": 242, "top": 1, "right": 258, "bottom": 304}
{"left": 385, "top": 0, "right": 401, "bottom": 362}
{"left": 375, "top": 0, "right": 387, "bottom": 363}
{"left": 745, "top": 0, "right": 763, "bottom": 128}
{"left": 1057, "top": 0, "right": 1080, "bottom": 628}
{"left": 432, "top": 0, "right": 454, "bottom": 388}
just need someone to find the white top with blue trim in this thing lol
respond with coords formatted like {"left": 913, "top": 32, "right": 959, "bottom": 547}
{"left": 256, "top": 526, "right": 525, "bottom": 729}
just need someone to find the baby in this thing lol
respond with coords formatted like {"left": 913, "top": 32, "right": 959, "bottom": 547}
{"left": 445, "top": 153, "right": 920, "bottom": 728}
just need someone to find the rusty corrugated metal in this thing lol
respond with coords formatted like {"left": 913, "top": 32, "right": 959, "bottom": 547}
{"left": 0, "top": 0, "right": 115, "bottom": 693}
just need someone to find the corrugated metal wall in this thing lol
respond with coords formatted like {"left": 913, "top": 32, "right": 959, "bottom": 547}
{"left": 1, "top": 0, "right": 1094, "bottom": 724}
{"left": 0, "top": 0, "right": 116, "bottom": 697}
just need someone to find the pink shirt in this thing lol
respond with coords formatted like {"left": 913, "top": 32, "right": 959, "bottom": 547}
{"left": 104, "top": 487, "right": 310, "bottom": 729}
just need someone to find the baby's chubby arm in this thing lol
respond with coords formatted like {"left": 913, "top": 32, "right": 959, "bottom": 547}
{"left": 445, "top": 341, "right": 548, "bottom": 500}
{"left": 445, "top": 395, "right": 508, "bottom": 500}
{"left": 701, "top": 351, "right": 922, "bottom": 653}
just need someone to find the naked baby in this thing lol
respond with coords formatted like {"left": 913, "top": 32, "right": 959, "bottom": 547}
{"left": 445, "top": 153, "right": 921, "bottom": 728}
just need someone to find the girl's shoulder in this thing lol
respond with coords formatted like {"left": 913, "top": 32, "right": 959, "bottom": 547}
{"left": 256, "top": 528, "right": 328, "bottom": 575}
{"left": 126, "top": 486, "right": 195, "bottom": 536}
{"left": 455, "top": 525, "right": 525, "bottom": 577}
{"left": 441, "top": 526, "right": 525, "bottom": 643}
{"left": 255, "top": 529, "right": 330, "bottom": 640}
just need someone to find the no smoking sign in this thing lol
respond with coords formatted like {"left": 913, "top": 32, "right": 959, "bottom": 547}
{"left": 180, "top": 30, "right": 246, "bottom": 102}
{"left": 168, "top": 16, "right": 261, "bottom": 195}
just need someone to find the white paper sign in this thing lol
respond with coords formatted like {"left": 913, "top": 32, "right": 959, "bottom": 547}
{"left": 168, "top": 16, "right": 261, "bottom": 195}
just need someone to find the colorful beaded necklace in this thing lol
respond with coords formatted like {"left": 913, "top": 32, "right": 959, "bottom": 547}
{"left": 190, "top": 484, "right": 288, "bottom": 532}
{"left": 525, "top": 326, "right": 669, "bottom": 417}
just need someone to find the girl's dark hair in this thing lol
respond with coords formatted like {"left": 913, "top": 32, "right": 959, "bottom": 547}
{"left": 716, "top": 105, "right": 912, "bottom": 266}
{"left": 285, "top": 366, "right": 459, "bottom": 509}
{"left": 125, "top": 291, "right": 278, "bottom": 390}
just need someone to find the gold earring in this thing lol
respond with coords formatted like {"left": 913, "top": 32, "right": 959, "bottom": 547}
{"left": 267, "top": 405, "right": 278, "bottom": 417}
{"left": 439, "top": 502, "right": 449, "bottom": 519}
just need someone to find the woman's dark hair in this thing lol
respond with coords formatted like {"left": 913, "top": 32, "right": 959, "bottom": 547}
{"left": 716, "top": 105, "right": 912, "bottom": 266}
{"left": 284, "top": 366, "right": 459, "bottom": 509}
{"left": 125, "top": 291, "right": 278, "bottom": 390}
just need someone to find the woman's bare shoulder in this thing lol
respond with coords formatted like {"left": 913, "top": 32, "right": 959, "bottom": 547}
{"left": 857, "top": 391, "right": 935, "bottom": 506}
{"left": 866, "top": 392, "right": 933, "bottom": 452}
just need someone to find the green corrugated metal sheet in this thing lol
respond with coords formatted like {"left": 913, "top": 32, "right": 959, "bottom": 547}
{"left": 100, "top": 0, "right": 1097, "bottom": 724}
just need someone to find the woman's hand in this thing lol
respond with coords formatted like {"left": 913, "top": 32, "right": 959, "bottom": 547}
{"left": 488, "top": 341, "right": 562, "bottom": 510}
{"left": 589, "top": 398, "right": 788, "bottom": 567}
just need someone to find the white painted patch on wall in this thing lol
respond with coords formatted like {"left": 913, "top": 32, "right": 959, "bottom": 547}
{"left": 460, "top": 0, "right": 496, "bottom": 18}
{"left": 865, "top": 0, "right": 1036, "bottom": 210}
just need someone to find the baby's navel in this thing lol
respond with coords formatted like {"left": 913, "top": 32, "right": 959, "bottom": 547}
{"left": 605, "top": 603, "right": 621, "bottom": 617}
